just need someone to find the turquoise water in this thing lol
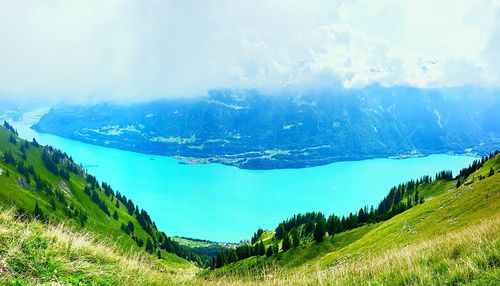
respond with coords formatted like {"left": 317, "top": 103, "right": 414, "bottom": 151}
{"left": 15, "top": 124, "right": 476, "bottom": 242}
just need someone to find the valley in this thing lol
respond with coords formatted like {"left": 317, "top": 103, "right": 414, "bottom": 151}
{"left": 10, "top": 118, "right": 477, "bottom": 242}
{"left": 0, "top": 122, "right": 498, "bottom": 285}
{"left": 1, "top": 2, "right": 499, "bottom": 285}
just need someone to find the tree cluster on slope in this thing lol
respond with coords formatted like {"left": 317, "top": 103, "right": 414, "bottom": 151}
{"left": 455, "top": 152, "right": 498, "bottom": 187}
{"left": 1, "top": 124, "right": 210, "bottom": 266}
{"left": 3, "top": 121, "right": 18, "bottom": 135}
{"left": 213, "top": 151, "right": 499, "bottom": 268}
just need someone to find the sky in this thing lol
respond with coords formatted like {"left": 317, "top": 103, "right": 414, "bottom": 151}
{"left": 0, "top": 0, "right": 499, "bottom": 102}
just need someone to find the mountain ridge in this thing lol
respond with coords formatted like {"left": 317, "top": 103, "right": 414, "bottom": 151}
{"left": 33, "top": 87, "right": 500, "bottom": 169}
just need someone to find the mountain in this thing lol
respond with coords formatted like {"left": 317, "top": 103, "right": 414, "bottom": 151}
{"left": 2, "top": 120, "right": 499, "bottom": 284}
{"left": 33, "top": 86, "right": 500, "bottom": 169}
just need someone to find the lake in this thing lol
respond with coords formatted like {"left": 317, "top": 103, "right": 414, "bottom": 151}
{"left": 13, "top": 122, "right": 476, "bottom": 242}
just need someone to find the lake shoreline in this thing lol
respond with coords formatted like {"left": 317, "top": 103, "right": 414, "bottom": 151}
{"left": 8, "top": 120, "right": 479, "bottom": 242}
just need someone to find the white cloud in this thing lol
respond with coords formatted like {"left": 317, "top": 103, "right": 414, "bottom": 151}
{"left": 0, "top": 0, "right": 498, "bottom": 102}
{"left": 287, "top": 0, "right": 500, "bottom": 89}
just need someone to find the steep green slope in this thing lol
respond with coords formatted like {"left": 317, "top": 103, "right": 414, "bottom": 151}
{"left": 205, "top": 154, "right": 500, "bottom": 285}
{"left": 0, "top": 208, "right": 198, "bottom": 285}
{"left": 0, "top": 125, "right": 197, "bottom": 271}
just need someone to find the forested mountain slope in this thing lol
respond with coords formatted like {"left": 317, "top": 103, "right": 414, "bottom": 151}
{"left": 204, "top": 153, "right": 500, "bottom": 285}
{"left": 0, "top": 123, "right": 208, "bottom": 283}
{"left": 34, "top": 87, "right": 500, "bottom": 169}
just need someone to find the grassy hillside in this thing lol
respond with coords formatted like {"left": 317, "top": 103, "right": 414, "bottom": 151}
{"left": 203, "top": 154, "right": 500, "bottom": 285}
{"left": 0, "top": 127, "right": 144, "bottom": 249}
{"left": 0, "top": 208, "right": 196, "bottom": 285}
{"left": 0, "top": 124, "right": 199, "bottom": 272}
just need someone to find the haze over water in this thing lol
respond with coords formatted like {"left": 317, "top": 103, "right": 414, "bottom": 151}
{"left": 14, "top": 122, "right": 477, "bottom": 242}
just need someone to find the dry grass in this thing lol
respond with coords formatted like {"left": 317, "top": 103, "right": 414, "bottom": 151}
{"left": 0, "top": 210, "right": 497, "bottom": 285}
{"left": 1, "top": 170, "right": 499, "bottom": 285}
{"left": 0, "top": 208, "right": 197, "bottom": 285}
{"left": 198, "top": 216, "right": 500, "bottom": 285}
{"left": 319, "top": 215, "right": 500, "bottom": 285}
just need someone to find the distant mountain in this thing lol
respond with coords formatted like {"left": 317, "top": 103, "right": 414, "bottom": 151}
{"left": 33, "top": 86, "right": 500, "bottom": 169}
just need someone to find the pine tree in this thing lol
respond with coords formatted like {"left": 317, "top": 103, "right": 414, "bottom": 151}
{"left": 127, "top": 221, "right": 134, "bottom": 234}
{"left": 145, "top": 238, "right": 154, "bottom": 253}
{"left": 358, "top": 207, "right": 367, "bottom": 223}
{"left": 489, "top": 167, "right": 495, "bottom": 177}
{"left": 216, "top": 251, "right": 225, "bottom": 268}
{"left": 266, "top": 246, "right": 273, "bottom": 257}
{"left": 276, "top": 223, "right": 286, "bottom": 240}
{"left": 228, "top": 250, "right": 238, "bottom": 263}
{"left": 291, "top": 228, "right": 300, "bottom": 248}
{"left": 251, "top": 228, "right": 264, "bottom": 244}
{"left": 211, "top": 257, "right": 216, "bottom": 269}
{"left": 8, "top": 134, "right": 16, "bottom": 145}
{"left": 282, "top": 233, "right": 291, "bottom": 251}
{"left": 136, "top": 237, "right": 144, "bottom": 247}
{"left": 305, "top": 220, "right": 314, "bottom": 235}
{"left": 34, "top": 202, "right": 43, "bottom": 219}
{"left": 3, "top": 151, "right": 16, "bottom": 165}
{"left": 113, "top": 210, "right": 119, "bottom": 220}
{"left": 157, "top": 249, "right": 162, "bottom": 259}
{"left": 258, "top": 241, "right": 265, "bottom": 255}
{"left": 313, "top": 219, "right": 325, "bottom": 242}
{"left": 327, "top": 214, "right": 339, "bottom": 236}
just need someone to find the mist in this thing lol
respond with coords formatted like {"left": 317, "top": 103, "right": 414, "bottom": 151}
{"left": 0, "top": 0, "right": 499, "bottom": 104}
